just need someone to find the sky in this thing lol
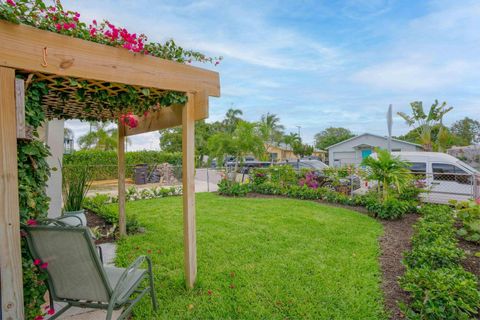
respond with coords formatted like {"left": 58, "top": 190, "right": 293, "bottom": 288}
{"left": 62, "top": 0, "right": 480, "bottom": 150}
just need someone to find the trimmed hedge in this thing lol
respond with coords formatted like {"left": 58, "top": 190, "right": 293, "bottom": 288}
{"left": 400, "top": 205, "right": 480, "bottom": 319}
{"left": 63, "top": 150, "right": 182, "bottom": 180}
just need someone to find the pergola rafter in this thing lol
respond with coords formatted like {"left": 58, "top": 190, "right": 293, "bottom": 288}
{"left": 0, "top": 20, "right": 220, "bottom": 320}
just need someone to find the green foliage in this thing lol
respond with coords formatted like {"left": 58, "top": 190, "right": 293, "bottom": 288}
{"left": 400, "top": 267, "right": 480, "bottom": 320}
{"left": 314, "top": 127, "right": 355, "bottom": 150}
{"left": 365, "top": 197, "right": 413, "bottom": 220}
{"left": 291, "top": 141, "right": 314, "bottom": 158}
{"left": 397, "top": 100, "right": 453, "bottom": 151}
{"left": 217, "top": 179, "right": 249, "bottom": 197}
{"left": 62, "top": 165, "right": 92, "bottom": 212}
{"left": 450, "top": 117, "right": 480, "bottom": 145}
{"left": 452, "top": 200, "right": 480, "bottom": 243}
{"left": 63, "top": 150, "right": 181, "bottom": 180}
{"left": 361, "top": 148, "right": 412, "bottom": 200}
{"left": 77, "top": 122, "right": 118, "bottom": 151}
{"left": 400, "top": 205, "right": 480, "bottom": 319}
{"left": 258, "top": 113, "right": 285, "bottom": 147}
{"left": 17, "top": 78, "right": 51, "bottom": 319}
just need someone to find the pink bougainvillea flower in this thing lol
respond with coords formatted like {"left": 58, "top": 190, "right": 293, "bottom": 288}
{"left": 92, "top": 19, "right": 97, "bottom": 25}
{"left": 34, "top": 316, "right": 44, "bottom": 320}
{"left": 47, "top": 308, "right": 55, "bottom": 315}
{"left": 27, "top": 219, "right": 37, "bottom": 226}
{"left": 40, "top": 262, "right": 48, "bottom": 269}
{"left": 55, "top": 23, "right": 62, "bottom": 31}
{"left": 33, "top": 259, "right": 41, "bottom": 266}
{"left": 6, "top": 0, "right": 16, "bottom": 7}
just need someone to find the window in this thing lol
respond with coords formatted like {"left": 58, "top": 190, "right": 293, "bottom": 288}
{"left": 432, "top": 163, "right": 471, "bottom": 184}
{"left": 409, "top": 162, "right": 426, "bottom": 173}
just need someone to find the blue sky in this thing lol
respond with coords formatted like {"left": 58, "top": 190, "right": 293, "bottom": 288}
{"left": 63, "top": 0, "right": 480, "bottom": 150}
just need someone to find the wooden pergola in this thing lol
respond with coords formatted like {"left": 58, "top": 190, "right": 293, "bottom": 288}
{"left": 0, "top": 20, "right": 220, "bottom": 320}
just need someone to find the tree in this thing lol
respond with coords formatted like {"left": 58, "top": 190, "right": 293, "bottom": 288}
{"left": 292, "top": 142, "right": 314, "bottom": 158}
{"left": 283, "top": 132, "right": 301, "bottom": 149}
{"left": 223, "top": 108, "right": 243, "bottom": 133}
{"left": 207, "top": 120, "right": 264, "bottom": 178}
{"left": 159, "top": 127, "right": 182, "bottom": 152}
{"left": 397, "top": 100, "right": 453, "bottom": 151}
{"left": 258, "top": 113, "right": 284, "bottom": 146}
{"left": 450, "top": 117, "right": 480, "bottom": 145}
{"left": 77, "top": 122, "right": 118, "bottom": 151}
{"left": 361, "top": 149, "right": 411, "bottom": 200}
{"left": 314, "top": 127, "right": 354, "bottom": 150}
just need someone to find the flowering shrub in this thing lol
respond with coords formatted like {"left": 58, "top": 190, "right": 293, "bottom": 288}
{"left": 298, "top": 171, "right": 319, "bottom": 189}
{"left": 0, "top": 0, "right": 222, "bottom": 64}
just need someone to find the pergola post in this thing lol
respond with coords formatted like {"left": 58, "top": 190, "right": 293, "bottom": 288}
{"left": 0, "top": 67, "right": 24, "bottom": 320}
{"left": 118, "top": 121, "right": 127, "bottom": 237}
{"left": 182, "top": 93, "right": 197, "bottom": 288}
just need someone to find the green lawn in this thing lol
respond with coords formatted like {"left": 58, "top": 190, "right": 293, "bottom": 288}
{"left": 114, "top": 193, "right": 386, "bottom": 319}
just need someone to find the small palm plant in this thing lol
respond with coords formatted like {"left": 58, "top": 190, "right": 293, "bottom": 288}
{"left": 361, "top": 149, "right": 412, "bottom": 200}
{"left": 62, "top": 165, "right": 92, "bottom": 213}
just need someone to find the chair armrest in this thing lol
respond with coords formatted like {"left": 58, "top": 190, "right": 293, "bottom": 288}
{"left": 111, "top": 256, "right": 151, "bottom": 301}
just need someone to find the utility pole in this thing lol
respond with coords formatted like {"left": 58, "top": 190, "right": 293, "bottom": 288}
{"left": 387, "top": 104, "right": 392, "bottom": 153}
{"left": 296, "top": 125, "right": 301, "bottom": 139}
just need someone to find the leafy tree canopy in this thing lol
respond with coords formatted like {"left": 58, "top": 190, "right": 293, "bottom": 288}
{"left": 450, "top": 117, "right": 480, "bottom": 145}
{"left": 314, "top": 127, "right": 354, "bottom": 150}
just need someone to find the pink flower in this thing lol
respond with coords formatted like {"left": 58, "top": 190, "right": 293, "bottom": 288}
{"left": 40, "top": 262, "right": 48, "bottom": 269}
{"left": 6, "top": 0, "right": 16, "bottom": 6}
{"left": 55, "top": 23, "right": 62, "bottom": 31}
{"left": 92, "top": 19, "right": 97, "bottom": 25}
{"left": 475, "top": 198, "right": 480, "bottom": 205}
{"left": 34, "top": 316, "right": 44, "bottom": 320}
{"left": 74, "top": 12, "right": 80, "bottom": 18}
{"left": 27, "top": 219, "right": 37, "bottom": 226}
{"left": 47, "top": 308, "right": 55, "bottom": 315}
{"left": 89, "top": 27, "right": 97, "bottom": 37}
{"left": 73, "top": 17, "right": 79, "bottom": 22}
{"left": 33, "top": 259, "right": 41, "bottom": 266}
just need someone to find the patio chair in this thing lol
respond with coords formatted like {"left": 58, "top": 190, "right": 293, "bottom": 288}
{"left": 23, "top": 224, "right": 158, "bottom": 320}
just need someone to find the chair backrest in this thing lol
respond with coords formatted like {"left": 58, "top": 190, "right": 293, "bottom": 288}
{"left": 23, "top": 225, "right": 112, "bottom": 302}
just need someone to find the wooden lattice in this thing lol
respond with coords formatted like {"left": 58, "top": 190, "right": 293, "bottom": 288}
{"left": 17, "top": 71, "right": 172, "bottom": 122}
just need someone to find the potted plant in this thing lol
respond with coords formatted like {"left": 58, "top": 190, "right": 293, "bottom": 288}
{"left": 62, "top": 165, "right": 92, "bottom": 226}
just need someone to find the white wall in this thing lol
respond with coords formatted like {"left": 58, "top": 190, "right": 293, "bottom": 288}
{"left": 38, "top": 119, "right": 64, "bottom": 218}
{"left": 328, "top": 134, "right": 422, "bottom": 167}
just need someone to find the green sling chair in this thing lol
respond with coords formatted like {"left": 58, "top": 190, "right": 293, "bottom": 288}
{"left": 23, "top": 222, "right": 158, "bottom": 320}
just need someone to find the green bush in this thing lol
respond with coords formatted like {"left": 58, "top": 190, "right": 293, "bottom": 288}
{"left": 452, "top": 200, "right": 480, "bottom": 243}
{"left": 365, "top": 197, "right": 411, "bottom": 220}
{"left": 63, "top": 150, "right": 182, "bottom": 180}
{"left": 218, "top": 179, "right": 249, "bottom": 197}
{"left": 404, "top": 238, "right": 464, "bottom": 269}
{"left": 400, "top": 267, "right": 480, "bottom": 320}
{"left": 401, "top": 204, "right": 480, "bottom": 319}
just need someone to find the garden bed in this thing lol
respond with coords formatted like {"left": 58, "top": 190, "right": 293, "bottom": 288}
{"left": 85, "top": 209, "right": 116, "bottom": 244}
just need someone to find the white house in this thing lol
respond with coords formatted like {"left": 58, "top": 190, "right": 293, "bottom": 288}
{"left": 327, "top": 133, "right": 423, "bottom": 167}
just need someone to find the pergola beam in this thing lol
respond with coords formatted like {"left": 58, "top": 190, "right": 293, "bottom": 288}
{"left": 0, "top": 67, "right": 24, "bottom": 320}
{"left": 124, "top": 90, "right": 209, "bottom": 136}
{"left": 0, "top": 21, "right": 220, "bottom": 97}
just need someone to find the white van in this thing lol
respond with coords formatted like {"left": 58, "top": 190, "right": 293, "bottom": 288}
{"left": 389, "top": 152, "right": 479, "bottom": 204}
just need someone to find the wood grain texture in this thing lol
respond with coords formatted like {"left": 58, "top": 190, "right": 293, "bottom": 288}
{"left": 118, "top": 122, "right": 127, "bottom": 237}
{"left": 0, "top": 67, "right": 24, "bottom": 320}
{"left": 182, "top": 93, "right": 197, "bottom": 288}
{"left": 0, "top": 21, "right": 220, "bottom": 97}
{"left": 15, "top": 79, "right": 26, "bottom": 139}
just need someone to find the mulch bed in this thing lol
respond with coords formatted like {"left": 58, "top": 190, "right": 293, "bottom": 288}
{"left": 85, "top": 209, "right": 116, "bottom": 244}
{"left": 458, "top": 238, "right": 480, "bottom": 279}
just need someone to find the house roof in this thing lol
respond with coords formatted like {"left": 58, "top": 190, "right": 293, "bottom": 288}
{"left": 325, "top": 133, "right": 422, "bottom": 149}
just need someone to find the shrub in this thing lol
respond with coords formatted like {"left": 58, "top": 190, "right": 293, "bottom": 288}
{"left": 268, "top": 165, "right": 297, "bottom": 187}
{"left": 452, "top": 200, "right": 480, "bottom": 243}
{"left": 218, "top": 179, "right": 249, "bottom": 197}
{"left": 404, "top": 238, "right": 464, "bottom": 269}
{"left": 400, "top": 204, "right": 480, "bottom": 319}
{"left": 400, "top": 267, "right": 480, "bottom": 320}
{"left": 63, "top": 150, "right": 182, "bottom": 180}
{"left": 366, "top": 197, "right": 411, "bottom": 220}
{"left": 250, "top": 169, "right": 268, "bottom": 186}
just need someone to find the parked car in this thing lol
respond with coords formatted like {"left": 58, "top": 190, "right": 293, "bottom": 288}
{"left": 368, "top": 152, "right": 480, "bottom": 204}
{"left": 281, "top": 159, "right": 329, "bottom": 172}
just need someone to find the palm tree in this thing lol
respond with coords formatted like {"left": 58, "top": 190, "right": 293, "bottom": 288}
{"left": 77, "top": 122, "right": 118, "bottom": 151}
{"left": 223, "top": 108, "right": 243, "bottom": 133}
{"left": 361, "top": 149, "right": 412, "bottom": 200}
{"left": 397, "top": 100, "right": 453, "bottom": 151}
{"left": 283, "top": 132, "right": 301, "bottom": 149}
{"left": 258, "top": 113, "right": 285, "bottom": 147}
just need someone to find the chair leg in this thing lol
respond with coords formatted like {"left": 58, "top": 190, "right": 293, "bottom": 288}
{"left": 106, "top": 303, "right": 115, "bottom": 320}
{"left": 48, "top": 303, "right": 72, "bottom": 320}
{"left": 147, "top": 257, "right": 158, "bottom": 311}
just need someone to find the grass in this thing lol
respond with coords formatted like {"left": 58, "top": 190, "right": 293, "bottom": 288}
{"left": 114, "top": 193, "right": 386, "bottom": 319}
